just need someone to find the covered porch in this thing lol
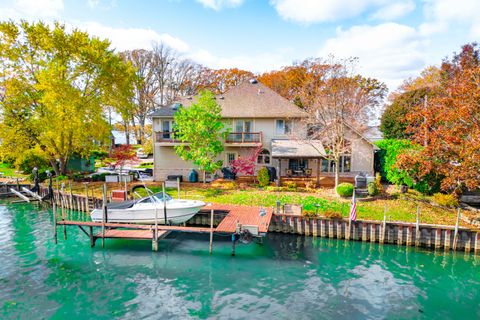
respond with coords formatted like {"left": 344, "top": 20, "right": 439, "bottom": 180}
{"left": 271, "top": 139, "right": 353, "bottom": 187}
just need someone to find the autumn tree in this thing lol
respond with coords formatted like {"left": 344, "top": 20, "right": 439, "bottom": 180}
{"left": 397, "top": 43, "right": 480, "bottom": 193}
{"left": 0, "top": 21, "right": 136, "bottom": 175}
{"left": 199, "top": 68, "right": 254, "bottom": 94}
{"left": 300, "top": 57, "right": 387, "bottom": 189}
{"left": 381, "top": 66, "right": 442, "bottom": 140}
{"left": 380, "top": 87, "right": 431, "bottom": 140}
{"left": 230, "top": 146, "right": 263, "bottom": 176}
{"left": 173, "top": 90, "right": 227, "bottom": 182}
{"left": 120, "top": 49, "right": 157, "bottom": 144}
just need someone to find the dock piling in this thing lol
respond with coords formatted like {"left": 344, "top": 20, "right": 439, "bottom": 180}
{"left": 61, "top": 183, "right": 67, "bottom": 240}
{"left": 101, "top": 183, "right": 107, "bottom": 248}
{"left": 415, "top": 206, "right": 421, "bottom": 247}
{"left": 453, "top": 208, "right": 461, "bottom": 250}
{"left": 209, "top": 209, "right": 214, "bottom": 254}
{"left": 53, "top": 202, "right": 57, "bottom": 244}
{"left": 162, "top": 183, "right": 167, "bottom": 225}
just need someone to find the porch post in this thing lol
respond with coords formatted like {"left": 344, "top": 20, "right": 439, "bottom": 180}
{"left": 316, "top": 158, "right": 320, "bottom": 187}
{"left": 277, "top": 158, "right": 281, "bottom": 187}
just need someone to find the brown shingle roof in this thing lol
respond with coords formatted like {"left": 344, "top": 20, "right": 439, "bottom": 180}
{"left": 151, "top": 80, "right": 307, "bottom": 118}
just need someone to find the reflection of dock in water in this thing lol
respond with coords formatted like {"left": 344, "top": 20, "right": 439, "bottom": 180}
{"left": 55, "top": 203, "right": 273, "bottom": 255}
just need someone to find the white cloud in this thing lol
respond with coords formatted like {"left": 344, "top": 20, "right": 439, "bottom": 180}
{"left": 195, "top": 0, "right": 244, "bottom": 11}
{"left": 79, "top": 21, "right": 190, "bottom": 52}
{"left": 188, "top": 48, "right": 292, "bottom": 73}
{"left": 0, "top": 0, "right": 63, "bottom": 19}
{"left": 420, "top": 0, "right": 480, "bottom": 36}
{"left": 87, "top": 0, "right": 117, "bottom": 10}
{"left": 371, "top": 1, "right": 415, "bottom": 20}
{"left": 270, "top": 0, "right": 386, "bottom": 23}
{"left": 319, "top": 23, "right": 428, "bottom": 90}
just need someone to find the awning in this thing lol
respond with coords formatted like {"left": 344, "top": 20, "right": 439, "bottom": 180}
{"left": 271, "top": 139, "right": 326, "bottom": 158}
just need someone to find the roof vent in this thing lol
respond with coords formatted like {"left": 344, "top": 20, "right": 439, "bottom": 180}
{"left": 257, "top": 89, "right": 264, "bottom": 95}
{"left": 219, "top": 96, "right": 225, "bottom": 99}
{"left": 249, "top": 78, "right": 258, "bottom": 84}
{"left": 187, "top": 96, "right": 192, "bottom": 100}
{"left": 171, "top": 103, "right": 180, "bottom": 110}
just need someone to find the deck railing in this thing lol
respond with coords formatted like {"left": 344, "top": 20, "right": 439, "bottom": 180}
{"left": 155, "top": 131, "right": 181, "bottom": 143}
{"left": 156, "top": 131, "right": 262, "bottom": 144}
{"left": 226, "top": 132, "right": 262, "bottom": 144}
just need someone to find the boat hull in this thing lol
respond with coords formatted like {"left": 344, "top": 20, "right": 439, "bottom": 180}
{"left": 90, "top": 201, "right": 205, "bottom": 224}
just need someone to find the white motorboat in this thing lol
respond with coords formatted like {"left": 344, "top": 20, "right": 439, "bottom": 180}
{"left": 90, "top": 192, "right": 205, "bottom": 224}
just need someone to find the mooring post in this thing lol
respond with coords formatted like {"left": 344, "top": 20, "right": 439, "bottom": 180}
{"left": 453, "top": 208, "right": 461, "bottom": 251}
{"left": 380, "top": 204, "right": 387, "bottom": 243}
{"left": 163, "top": 182, "right": 168, "bottom": 225}
{"left": 89, "top": 226, "right": 95, "bottom": 247}
{"left": 61, "top": 183, "right": 67, "bottom": 240}
{"left": 177, "top": 177, "right": 181, "bottom": 200}
{"left": 209, "top": 209, "right": 214, "bottom": 254}
{"left": 84, "top": 183, "right": 89, "bottom": 212}
{"left": 231, "top": 234, "right": 236, "bottom": 256}
{"left": 53, "top": 202, "right": 58, "bottom": 244}
{"left": 69, "top": 181, "right": 73, "bottom": 210}
{"left": 154, "top": 202, "right": 158, "bottom": 251}
{"left": 415, "top": 205, "right": 421, "bottom": 247}
{"left": 101, "top": 183, "right": 107, "bottom": 248}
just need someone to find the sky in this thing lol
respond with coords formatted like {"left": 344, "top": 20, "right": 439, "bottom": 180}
{"left": 0, "top": 0, "right": 479, "bottom": 92}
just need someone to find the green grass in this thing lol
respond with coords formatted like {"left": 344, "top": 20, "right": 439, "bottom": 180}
{"left": 0, "top": 163, "right": 25, "bottom": 178}
{"left": 134, "top": 186, "right": 460, "bottom": 226}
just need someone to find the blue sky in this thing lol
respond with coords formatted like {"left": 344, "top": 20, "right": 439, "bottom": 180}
{"left": 1, "top": 0, "right": 479, "bottom": 91}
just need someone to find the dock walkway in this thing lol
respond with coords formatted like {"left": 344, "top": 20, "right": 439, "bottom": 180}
{"left": 55, "top": 203, "right": 273, "bottom": 253}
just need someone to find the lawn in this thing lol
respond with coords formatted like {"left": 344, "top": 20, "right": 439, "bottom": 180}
{"left": 0, "top": 163, "right": 26, "bottom": 179}
{"left": 134, "top": 185, "right": 461, "bottom": 226}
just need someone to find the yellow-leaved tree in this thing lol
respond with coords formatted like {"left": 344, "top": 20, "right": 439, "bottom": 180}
{"left": 0, "top": 21, "right": 136, "bottom": 175}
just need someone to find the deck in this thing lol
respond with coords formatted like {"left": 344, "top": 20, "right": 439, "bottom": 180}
{"left": 55, "top": 202, "right": 273, "bottom": 252}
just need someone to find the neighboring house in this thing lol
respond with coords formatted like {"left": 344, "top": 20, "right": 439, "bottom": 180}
{"left": 150, "top": 79, "right": 376, "bottom": 183}
{"left": 111, "top": 130, "right": 128, "bottom": 147}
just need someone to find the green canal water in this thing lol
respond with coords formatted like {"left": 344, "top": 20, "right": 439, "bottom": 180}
{"left": 1, "top": 201, "right": 479, "bottom": 319}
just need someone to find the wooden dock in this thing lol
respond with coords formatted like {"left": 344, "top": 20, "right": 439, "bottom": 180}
{"left": 54, "top": 203, "right": 273, "bottom": 253}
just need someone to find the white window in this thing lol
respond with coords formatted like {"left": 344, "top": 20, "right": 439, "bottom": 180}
{"left": 321, "top": 156, "right": 351, "bottom": 173}
{"left": 276, "top": 119, "right": 292, "bottom": 135}
{"left": 225, "top": 152, "right": 237, "bottom": 165}
{"left": 161, "top": 120, "right": 175, "bottom": 139}
{"left": 257, "top": 149, "right": 270, "bottom": 164}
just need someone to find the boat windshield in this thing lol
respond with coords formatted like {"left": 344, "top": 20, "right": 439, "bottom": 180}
{"left": 153, "top": 192, "right": 173, "bottom": 202}
{"left": 137, "top": 192, "right": 173, "bottom": 204}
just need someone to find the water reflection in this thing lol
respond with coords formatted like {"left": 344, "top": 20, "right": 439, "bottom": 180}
{"left": 1, "top": 202, "right": 479, "bottom": 319}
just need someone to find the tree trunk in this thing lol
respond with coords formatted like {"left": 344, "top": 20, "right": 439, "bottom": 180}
{"left": 49, "top": 158, "right": 60, "bottom": 177}
{"left": 334, "top": 156, "right": 340, "bottom": 190}
{"left": 60, "top": 156, "right": 69, "bottom": 175}
{"left": 123, "top": 121, "right": 130, "bottom": 145}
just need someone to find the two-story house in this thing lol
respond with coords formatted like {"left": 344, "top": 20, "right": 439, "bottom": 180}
{"left": 150, "top": 79, "right": 376, "bottom": 184}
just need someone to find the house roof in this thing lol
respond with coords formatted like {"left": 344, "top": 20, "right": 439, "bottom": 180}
{"left": 149, "top": 80, "right": 308, "bottom": 119}
{"left": 271, "top": 139, "right": 326, "bottom": 158}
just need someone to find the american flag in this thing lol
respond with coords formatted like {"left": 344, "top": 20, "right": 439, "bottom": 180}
{"left": 349, "top": 189, "right": 357, "bottom": 222}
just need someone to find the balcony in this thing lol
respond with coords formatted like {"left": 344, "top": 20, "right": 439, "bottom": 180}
{"left": 155, "top": 131, "right": 262, "bottom": 146}
{"left": 225, "top": 132, "right": 262, "bottom": 146}
{"left": 155, "top": 131, "right": 184, "bottom": 146}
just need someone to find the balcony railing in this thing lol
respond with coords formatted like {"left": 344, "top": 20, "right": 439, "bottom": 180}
{"left": 156, "top": 131, "right": 262, "bottom": 144}
{"left": 155, "top": 131, "right": 181, "bottom": 143}
{"left": 225, "top": 132, "right": 262, "bottom": 144}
